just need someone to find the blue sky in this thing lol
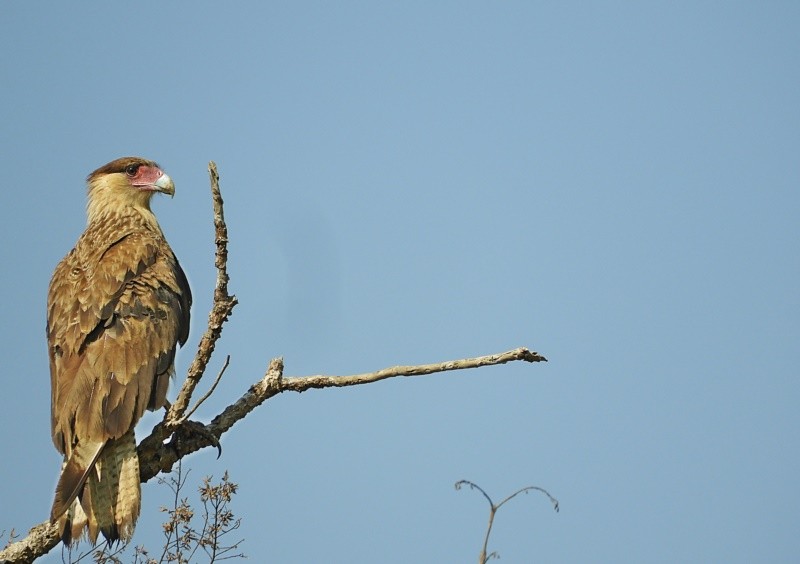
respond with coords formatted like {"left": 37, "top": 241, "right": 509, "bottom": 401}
{"left": 1, "top": 2, "right": 798, "bottom": 562}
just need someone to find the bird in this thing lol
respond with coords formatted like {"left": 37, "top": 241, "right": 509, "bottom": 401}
{"left": 47, "top": 157, "right": 192, "bottom": 545}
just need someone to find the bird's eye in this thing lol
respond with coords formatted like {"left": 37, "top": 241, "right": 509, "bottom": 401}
{"left": 125, "top": 164, "right": 140, "bottom": 176}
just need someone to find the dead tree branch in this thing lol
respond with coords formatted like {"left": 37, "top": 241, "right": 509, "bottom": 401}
{"left": 0, "top": 162, "right": 547, "bottom": 564}
{"left": 169, "top": 161, "right": 236, "bottom": 424}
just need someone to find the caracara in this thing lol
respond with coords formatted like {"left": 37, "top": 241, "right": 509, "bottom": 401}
{"left": 47, "top": 157, "right": 191, "bottom": 545}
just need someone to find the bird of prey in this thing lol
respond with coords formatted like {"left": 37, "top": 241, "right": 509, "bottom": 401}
{"left": 47, "top": 157, "right": 191, "bottom": 545}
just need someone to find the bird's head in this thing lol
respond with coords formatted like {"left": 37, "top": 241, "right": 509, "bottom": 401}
{"left": 86, "top": 157, "right": 175, "bottom": 222}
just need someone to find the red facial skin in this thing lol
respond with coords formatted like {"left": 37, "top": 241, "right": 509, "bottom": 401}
{"left": 127, "top": 164, "right": 167, "bottom": 191}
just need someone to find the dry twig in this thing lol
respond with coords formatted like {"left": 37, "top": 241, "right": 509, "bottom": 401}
{"left": 456, "top": 480, "right": 559, "bottom": 563}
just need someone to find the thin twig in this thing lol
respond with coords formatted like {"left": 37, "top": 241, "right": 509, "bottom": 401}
{"left": 455, "top": 480, "right": 559, "bottom": 563}
{"left": 158, "top": 459, "right": 187, "bottom": 564}
{"left": 207, "top": 348, "right": 546, "bottom": 439}
{"left": 279, "top": 347, "right": 547, "bottom": 392}
{"left": 184, "top": 355, "right": 231, "bottom": 422}
{"left": 497, "top": 485, "right": 559, "bottom": 513}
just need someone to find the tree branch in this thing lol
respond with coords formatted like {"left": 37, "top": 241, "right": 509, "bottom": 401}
{"left": 0, "top": 162, "right": 547, "bottom": 564}
{"left": 168, "top": 161, "right": 237, "bottom": 426}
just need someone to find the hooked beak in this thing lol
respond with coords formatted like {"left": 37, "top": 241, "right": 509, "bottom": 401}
{"left": 153, "top": 173, "right": 175, "bottom": 197}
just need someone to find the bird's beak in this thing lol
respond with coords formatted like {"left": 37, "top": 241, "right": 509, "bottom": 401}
{"left": 154, "top": 173, "right": 175, "bottom": 197}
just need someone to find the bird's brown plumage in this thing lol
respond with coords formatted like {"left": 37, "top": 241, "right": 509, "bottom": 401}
{"left": 48, "top": 157, "right": 191, "bottom": 545}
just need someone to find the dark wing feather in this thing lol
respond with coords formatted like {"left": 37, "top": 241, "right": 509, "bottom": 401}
{"left": 50, "top": 440, "right": 104, "bottom": 522}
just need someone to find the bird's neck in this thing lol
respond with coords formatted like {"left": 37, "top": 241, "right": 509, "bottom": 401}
{"left": 86, "top": 177, "right": 159, "bottom": 228}
{"left": 86, "top": 203, "right": 163, "bottom": 239}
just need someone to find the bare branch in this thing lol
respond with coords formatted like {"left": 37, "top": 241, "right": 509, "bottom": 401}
{"left": 281, "top": 347, "right": 546, "bottom": 392}
{"left": 135, "top": 347, "right": 546, "bottom": 482}
{"left": 167, "top": 161, "right": 237, "bottom": 426}
{"left": 204, "top": 347, "right": 546, "bottom": 442}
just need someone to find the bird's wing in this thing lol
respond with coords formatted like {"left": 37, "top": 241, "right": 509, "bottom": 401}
{"left": 48, "top": 229, "right": 191, "bottom": 452}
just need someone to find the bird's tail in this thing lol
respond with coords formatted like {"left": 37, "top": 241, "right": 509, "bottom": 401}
{"left": 52, "top": 429, "right": 141, "bottom": 546}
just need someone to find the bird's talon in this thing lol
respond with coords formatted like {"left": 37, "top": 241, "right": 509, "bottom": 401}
{"left": 175, "top": 419, "right": 222, "bottom": 458}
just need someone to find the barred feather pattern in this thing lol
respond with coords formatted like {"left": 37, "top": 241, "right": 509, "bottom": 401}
{"left": 54, "top": 431, "right": 140, "bottom": 545}
{"left": 85, "top": 430, "right": 140, "bottom": 543}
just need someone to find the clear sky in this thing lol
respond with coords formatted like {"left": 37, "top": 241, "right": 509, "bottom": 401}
{"left": 1, "top": 2, "right": 798, "bottom": 563}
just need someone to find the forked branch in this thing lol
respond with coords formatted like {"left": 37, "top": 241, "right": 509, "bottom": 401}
{"left": 456, "top": 480, "right": 559, "bottom": 563}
